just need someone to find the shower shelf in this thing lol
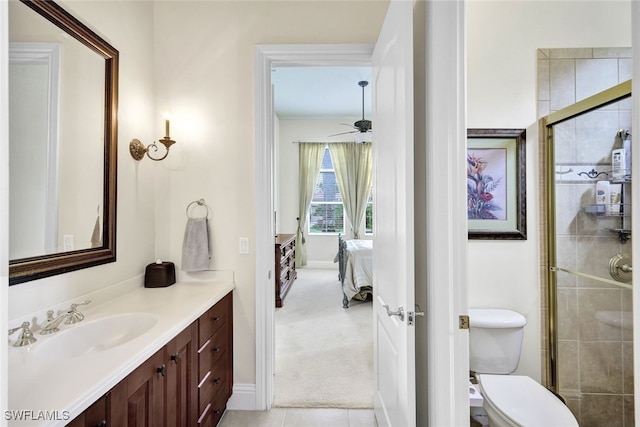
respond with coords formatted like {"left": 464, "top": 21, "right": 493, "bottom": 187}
{"left": 609, "top": 228, "right": 631, "bottom": 243}
{"left": 583, "top": 204, "right": 631, "bottom": 216}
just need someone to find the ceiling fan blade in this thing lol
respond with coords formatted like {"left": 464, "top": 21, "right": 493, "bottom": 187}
{"left": 328, "top": 130, "right": 358, "bottom": 137}
{"left": 330, "top": 81, "right": 372, "bottom": 138}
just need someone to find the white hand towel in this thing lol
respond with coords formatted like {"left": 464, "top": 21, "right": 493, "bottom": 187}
{"left": 182, "top": 217, "right": 211, "bottom": 272}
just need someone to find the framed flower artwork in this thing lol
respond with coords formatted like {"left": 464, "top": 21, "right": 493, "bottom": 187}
{"left": 467, "top": 129, "right": 526, "bottom": 240}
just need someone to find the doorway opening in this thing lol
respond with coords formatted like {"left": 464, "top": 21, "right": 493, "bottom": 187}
{"left": 254, "top": 44, "right": 375, "bottom": 410}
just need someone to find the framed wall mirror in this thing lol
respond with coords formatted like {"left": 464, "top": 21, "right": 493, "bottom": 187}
{"left": 9, "top": 0, "right": 118, "bottom": 285}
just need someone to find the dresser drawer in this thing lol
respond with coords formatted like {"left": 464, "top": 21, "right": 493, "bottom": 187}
{"left": 199, "top": 293, "right": 231, "bottom": 346}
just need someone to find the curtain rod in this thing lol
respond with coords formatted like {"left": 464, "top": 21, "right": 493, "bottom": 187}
{"left": 290, "top": 140, "right": 372, "bottom": 144}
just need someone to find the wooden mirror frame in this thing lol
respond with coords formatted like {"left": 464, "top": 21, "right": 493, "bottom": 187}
{"left": 9, "top": 0, "right": 118, "bottom": 285}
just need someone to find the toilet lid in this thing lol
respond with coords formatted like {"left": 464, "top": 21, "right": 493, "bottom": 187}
{"left": 478, "top": 375, "right": 578, "bottom": 427}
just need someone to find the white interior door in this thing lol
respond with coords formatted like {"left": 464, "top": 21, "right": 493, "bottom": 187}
{"left": 371, "top": 0, "right": 415, "bottom": 426}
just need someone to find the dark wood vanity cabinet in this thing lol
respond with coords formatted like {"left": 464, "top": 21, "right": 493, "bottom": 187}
{"left": 197, "top": 292, "right": 233, "bottom": 427}
{"left": 166, "top": 323, "right": 199, "bottom": 426}
{"left": 275, "top": 234, "right": 297, "bottom": 307}
{"left": 67, "top": 292, "right": 233, "bottom": 427}
{"left": 110, "top": 347, "right": 166, "bottom": 426}
{"left": 66, "top": 395, "right": 108, "bottom": 427}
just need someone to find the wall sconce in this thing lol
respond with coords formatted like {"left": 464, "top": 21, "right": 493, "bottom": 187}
{"left": 130, "top": 113, "right": 176, "bottom": 161}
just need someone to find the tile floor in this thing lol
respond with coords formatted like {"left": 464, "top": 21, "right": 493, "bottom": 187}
{"left": 219, "top": 408, "right": 377, "bottom": 427}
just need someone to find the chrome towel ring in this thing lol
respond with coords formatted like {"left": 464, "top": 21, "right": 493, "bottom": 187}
{"left": 186, "top": 198, "right": 210, "bottom": 218}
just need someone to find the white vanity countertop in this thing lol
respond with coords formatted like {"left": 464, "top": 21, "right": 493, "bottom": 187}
{"left": 7, "top": 279, "right": 235, "bottom": 427}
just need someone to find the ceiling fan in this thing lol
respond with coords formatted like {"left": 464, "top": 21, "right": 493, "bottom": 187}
{"left": 329, "top": 80, "right": 372, "bottom": 138}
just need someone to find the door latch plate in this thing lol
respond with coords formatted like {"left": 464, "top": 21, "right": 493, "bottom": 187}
{"left": 459, "top": 315, "right": 470, "bottom": 329}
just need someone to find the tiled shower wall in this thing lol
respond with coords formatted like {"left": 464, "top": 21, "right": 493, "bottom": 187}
{"left": 538, "top": 48, "right": 633, "bottom": 427}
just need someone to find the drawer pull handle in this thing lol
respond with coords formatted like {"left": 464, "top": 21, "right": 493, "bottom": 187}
{"left": 171, "top": 352, "right": 180, "bottom": 363}
{"left": 157, "top": 364, "right": 166, "bottom": 377}
{"left": 213, "top": 377, "right": 222, "bottom": 384}
{"left": 213, "top": 409, "right": 222, "bottom": 415}
{"left": 197, "top": 403, "right": 211, "bottom": 424}
{"left": 198, "top": 339, "right": 211, "bottom": 354}
{"left": 212, "top": 316, "right": 221, "bottom": 321}
{"left": 198, "top": 371, "right": 211, "bottom": 389}
{"left": 213, "top": 346, "right": 222, "bottom": 353}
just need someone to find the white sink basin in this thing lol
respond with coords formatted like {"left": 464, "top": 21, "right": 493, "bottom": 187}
{"left": 33, "top": 313, "right": 157, "bottom": 359}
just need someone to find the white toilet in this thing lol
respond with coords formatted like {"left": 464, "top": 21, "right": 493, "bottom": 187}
{"left": 469, "top": 309, "right": 579, "bottom": 427}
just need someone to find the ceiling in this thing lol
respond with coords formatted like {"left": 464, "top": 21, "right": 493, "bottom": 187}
{"left": 272, "top": 66, "right": 372, "bottom": 120}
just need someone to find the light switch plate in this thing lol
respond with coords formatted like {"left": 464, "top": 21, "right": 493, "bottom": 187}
{"left": 239, "top": 237, "right": 249, "bottom": 254}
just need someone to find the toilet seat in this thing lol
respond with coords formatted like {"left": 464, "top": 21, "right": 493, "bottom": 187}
{"left": 477, "top": 374, "right": 578, "bottom": 427}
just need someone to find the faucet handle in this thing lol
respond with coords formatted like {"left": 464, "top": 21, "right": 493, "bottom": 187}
{"left": 66, "top": 300, "right": 91, "bottom": 324}
{"left": 40, "top": 310, "right": 63, "bottom": 335}
{"left": 70, "top": 300, "right": 91, "bottom": 309}
{"left": 8, "top": 322, "right": 27, "bottom": 335}
{"left": 8, "top": 322, "right": 37, "bottom": 347}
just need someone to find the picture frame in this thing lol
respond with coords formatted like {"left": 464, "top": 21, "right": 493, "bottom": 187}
{"left": 467, "top": 128, "right": 526, "bottom": 240}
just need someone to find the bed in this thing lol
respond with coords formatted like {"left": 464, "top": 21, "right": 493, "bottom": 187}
{"left": 336, "top": 234, "right": 373, "bottom": 308}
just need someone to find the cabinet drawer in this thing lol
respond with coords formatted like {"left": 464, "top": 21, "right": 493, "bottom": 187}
{"left": 196, "top": 401, "right": 225, "bottom": 427}
{"left": 197, "top": 367, "right": 230, "bottom": 414}
{"left": 198, "top": 325, "right": 229, "bottom": 379}
{"left": 199, "top": 294, "right": 231, "bottom": 346}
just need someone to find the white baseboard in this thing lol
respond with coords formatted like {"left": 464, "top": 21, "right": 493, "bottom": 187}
{"left": 303, "top": 261, "right": 337, "bottom": 270}
{"left": 227, "top": 383, "right": 257, "bottom": 410}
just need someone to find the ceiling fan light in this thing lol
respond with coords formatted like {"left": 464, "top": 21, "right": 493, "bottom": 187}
{"left": 355, "top": 132, "right": 372, "bottom": 144}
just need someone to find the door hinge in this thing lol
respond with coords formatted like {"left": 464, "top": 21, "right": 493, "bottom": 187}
{"left": 459, "top": 315, "right": 470, "bottom": 330}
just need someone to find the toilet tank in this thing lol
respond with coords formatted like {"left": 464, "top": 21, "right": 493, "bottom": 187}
{"left": 468, "top": 309, "right": 527, "bottom": 374}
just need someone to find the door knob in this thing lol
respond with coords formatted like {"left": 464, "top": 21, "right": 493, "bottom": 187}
{"left": 383, "top": 304, "right": 404, "bottom": 321}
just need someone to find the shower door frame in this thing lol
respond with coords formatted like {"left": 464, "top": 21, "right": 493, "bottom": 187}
{"left": 541, "top": 79, "right": 632, "bottom": 391}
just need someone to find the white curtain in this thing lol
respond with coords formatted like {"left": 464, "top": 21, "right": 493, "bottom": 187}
{"left": 296, "top": 143, "right": 325, "bottom": 267}
{"left": 329, "top": 143, "right": 373, "bottom": 239}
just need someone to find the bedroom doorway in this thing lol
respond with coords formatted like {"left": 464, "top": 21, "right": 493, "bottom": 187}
{"left": 270, "top": 65, "right": 375, "bottom": 408}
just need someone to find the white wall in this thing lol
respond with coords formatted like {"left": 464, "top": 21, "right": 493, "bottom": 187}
{"left": 7, "top": 0, "right": 158, "bottom": 321}
{"left": 466, "top": 0, "right": 631, "bottom": 380}
{"left": 151, "top": 0, "right": 388, "bottom": 387}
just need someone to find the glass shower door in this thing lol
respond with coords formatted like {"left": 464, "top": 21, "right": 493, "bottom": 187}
{"left": 545, "top": 81, "right": 634, "bottom": 426}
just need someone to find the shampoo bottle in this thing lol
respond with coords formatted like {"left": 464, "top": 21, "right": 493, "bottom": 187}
{"left": 609, "top": 183, "right": 622, "bottom": 214}
{"left": 612, "top": 148, "right": 625, "bottom": 179}
{"left": 596, "top": 180, "right": 610, "bottom": 207}
{"left": 623, "top": 131, "right": 631, "bottom": 179}
{"left": 612, "top": 129, "right": 631, "bottom": 180}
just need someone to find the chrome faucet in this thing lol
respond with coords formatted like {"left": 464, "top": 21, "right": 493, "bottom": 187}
{"left": 64, "top": 300, "right": 91, "bottom": 324}
{"left": 8, "top": 322, "right": 37, "bottom": 347}
{"left": 40, "top": 310, "right": 71, "bottom": 335}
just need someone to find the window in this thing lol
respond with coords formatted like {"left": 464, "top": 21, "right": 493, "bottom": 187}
{"left": 365, "top": 190, "right": 373, "bottom": 235}
{"left": 308, "top": 147, "right": 344, "bottom": 234}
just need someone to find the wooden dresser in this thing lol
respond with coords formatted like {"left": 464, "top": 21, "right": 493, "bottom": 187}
{"left": 275, "top": 234, "right": 297, "bottom": 307}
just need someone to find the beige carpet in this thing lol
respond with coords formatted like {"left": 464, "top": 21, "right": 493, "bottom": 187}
{"left": 274, "top": 268, "right": 374, "bottom": 409}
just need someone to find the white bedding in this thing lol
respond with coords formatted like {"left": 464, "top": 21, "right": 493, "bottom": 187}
{"left": 342, "top": 239, "right": 373, "bottom": 302}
